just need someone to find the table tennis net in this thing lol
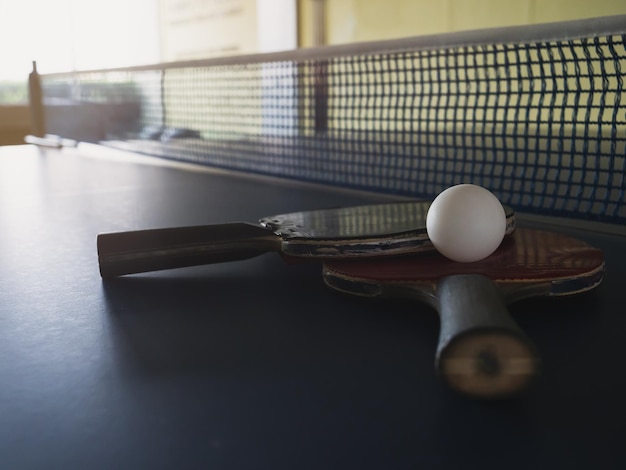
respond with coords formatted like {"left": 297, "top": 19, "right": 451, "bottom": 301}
{"left": 40, "top": 15, "right": 626, "bottom": 223}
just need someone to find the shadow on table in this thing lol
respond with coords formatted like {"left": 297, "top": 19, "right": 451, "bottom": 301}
{"left": 99, "top": 255, "right": 439, "bottom": 382}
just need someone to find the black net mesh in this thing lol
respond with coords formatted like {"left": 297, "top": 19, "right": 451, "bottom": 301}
{"left": 41, "top": 16, "right": 626, "bottom": 223}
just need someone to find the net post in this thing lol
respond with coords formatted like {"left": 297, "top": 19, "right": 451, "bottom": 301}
{"left": 28, "top": 61, "right": 46, "bottom": 138}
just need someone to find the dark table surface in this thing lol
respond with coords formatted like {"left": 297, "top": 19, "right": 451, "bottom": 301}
{"left": 1, "top": 144, "right": 625, "bottom": 469}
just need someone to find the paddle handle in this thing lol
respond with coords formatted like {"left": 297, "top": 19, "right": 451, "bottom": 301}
{"left": 97, "top": 223, "right": 280, "bottom": 277}
{"left": 435, "top": 274, "right": 540, "bottom": 399}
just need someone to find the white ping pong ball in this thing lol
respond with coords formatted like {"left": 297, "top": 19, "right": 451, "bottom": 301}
{"left": 426, "top": 184, "right": 506, "bottom": 263}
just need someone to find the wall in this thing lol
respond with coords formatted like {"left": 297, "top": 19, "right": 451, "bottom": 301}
{"left": 299, "top": 0, "right": 626, "bottom": 47}
{"left": 158, "top": 0, "right": 298, "bottom": 61}
{"left": 159, "top": 0, "right": 259, "bottom": 61}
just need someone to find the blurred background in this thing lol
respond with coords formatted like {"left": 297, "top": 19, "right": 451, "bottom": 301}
{"left": 1, "top": 0, "right": 625, "bottom": 144}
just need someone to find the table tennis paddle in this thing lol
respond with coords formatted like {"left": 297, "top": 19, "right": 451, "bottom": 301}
{"left": 323, "top": 228, "right": 604, "bottom": 399}
{"left": 97, "top": 201, "right": 516, "bottom": 277}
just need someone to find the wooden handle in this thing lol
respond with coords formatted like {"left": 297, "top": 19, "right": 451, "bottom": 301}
{"left": 97, "top": 223, "right": 280, "bottom": 277}
{"left": 435, "top": 274, "right": 540, "bottom": 399}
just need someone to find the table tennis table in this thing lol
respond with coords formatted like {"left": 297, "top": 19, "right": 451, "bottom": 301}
{"left": 0, "top": 142, "right": 624, "bottom": 469}
{"left": 5, "top": 12, "right": 626, "bottom": 469}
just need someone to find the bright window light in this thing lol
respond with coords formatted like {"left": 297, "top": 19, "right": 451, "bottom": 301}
{"left": 0, "top": 0, "right": 160, "bottom": 102}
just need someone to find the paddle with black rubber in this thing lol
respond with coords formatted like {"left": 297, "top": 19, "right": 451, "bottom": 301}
{"left": 98, "top": 201, "right": 516, "bottom": 277}
{"left": 323, "top": 228, "right": 604, "bottom": 399}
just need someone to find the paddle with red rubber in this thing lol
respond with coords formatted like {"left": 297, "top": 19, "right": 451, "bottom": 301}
{"left": 97, "top": 201, "right": 516, "bottom": 277}
{"left": 323, "top": 228, "right": 604, "bottom": 399}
